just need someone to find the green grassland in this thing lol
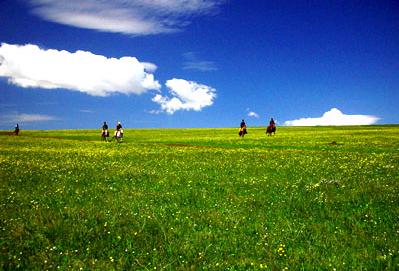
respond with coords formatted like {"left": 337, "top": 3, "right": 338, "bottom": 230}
{"left": 1, "top": 126, "right": 398, "bottom": 270}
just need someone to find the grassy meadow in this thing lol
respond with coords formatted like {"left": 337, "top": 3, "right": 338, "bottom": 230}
{"left": 0, "top": 126, "right": 398, "bottom": 270}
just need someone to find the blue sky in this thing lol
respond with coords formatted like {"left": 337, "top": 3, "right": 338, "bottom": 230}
{"left": 0, "top": 0, "right": 398, "bottom": 130}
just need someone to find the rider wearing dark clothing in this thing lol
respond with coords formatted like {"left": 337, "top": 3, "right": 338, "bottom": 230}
{"left": 266, "top": 118, "right": 276, "bottom": 135}
{"left": 102, "top": 121, "right": 109, "bottom": 139}
{"left": 269, "top": 118, "right": 275, "bottom": 128}
{"left": 116, "top": 122, "right": 122, "bottom": 131}
{"left": 239, "top": 119, "right": 247, "bottom": 136}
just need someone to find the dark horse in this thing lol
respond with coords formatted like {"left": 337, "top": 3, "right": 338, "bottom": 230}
{"left": 14, "top": 124, "right": 20, "bottom": 135}
{"left": 266, "top": 125, "right": 276, "bottom": 136}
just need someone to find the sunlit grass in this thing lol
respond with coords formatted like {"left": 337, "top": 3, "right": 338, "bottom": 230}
{"left": 1, "top": 126, "right": 398, "bottom": 270}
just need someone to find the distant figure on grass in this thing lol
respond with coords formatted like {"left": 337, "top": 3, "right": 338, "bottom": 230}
{"left": 239, "top": 119, "right": 247, "bottom": 137}
{"left": 101, "top": 121, "right": 109, "bottom": 141}
{"left": 113, "top": 121, "right": 124, "bottom": 143}
{"left": 266, "top": 118, "right": 276, "bottom": 136}
{"left": 14, "top": 124, "right": 20, "bottom": 136}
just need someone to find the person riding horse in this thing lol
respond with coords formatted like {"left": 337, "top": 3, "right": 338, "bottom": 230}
{"left": 270, "top": 118, "right": 275, "bottom": 128}
{"left": 239, "top": 119, "right": 247, "bottom": 137}
{"left": 14, "top": 124, "right": 20, "bottom": 136}
{"left": 101, "top": 121, "right": 109, "bottom": 141}
{"left": 116, "top": 121, "right": 122, "bottom": 131}
{"left": 113, "top": 121, "right": 124, "bottom": 142}
{"left": 266, "top": 118, "right": 276, "bottom": 136}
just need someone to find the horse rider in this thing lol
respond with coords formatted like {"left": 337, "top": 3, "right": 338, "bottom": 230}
{"left": 266, "top": 118, "right": 276, "bottom": 136}
{"left": 240, "top": 119, "right": 246, "bottom": 129}
{"left": 14, "top": 123, "right": 20, "bottom": 136}
{"left": 269, "top": 118, "right": 276, "bottom": 128}
{"left": 114, "top": 121, "right": 123, "bottom": 138}
{"left": 101, "top": 121, "right": 109, "bottom": 140}
{"left": 116, "top": 121, "right": 122, "bottom": 131}
{"left": 239, "top": 119, "right": 247, "bottom": 136}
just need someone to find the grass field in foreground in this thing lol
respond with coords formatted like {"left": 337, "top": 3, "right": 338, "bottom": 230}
{"left": 0, "top": 126, "right": 398, "bottom": 270}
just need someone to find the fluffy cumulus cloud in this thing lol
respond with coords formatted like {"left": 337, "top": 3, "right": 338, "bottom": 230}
{"left": 0, "top": 43, "right": 160, "bottom": 96}
{"left": 248, "top": 111, "right": 259, "bottom": 118}
{"left": 28, "top": 0, "right": 224, "bottom": 35}
{"left": 152, "top": 78, "right": 216, "bottom": 114}
{"left": 284, "top": 108, "right": 380, "bottom": 126}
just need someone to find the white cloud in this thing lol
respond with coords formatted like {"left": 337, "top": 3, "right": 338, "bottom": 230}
{"left": 152, "top": 78, "right": 216, "bottom": 114}
{"left": 0, "top": 43, "right": 161, "bottom": 96}
{"left": 146, "top": 109, "right": 161, "bottom": 115}
{"left": 248, "top": 111, "right": 259, "bottom": 118}
{"left": 142, "top": 62, "right": 158, "bottom": 73}
{"left": 0, "top": 113, "right": 58, "bottom": 124}
{"left": 79, "top": 109, "right": 94, "bottom": 113}
{"left": 28, "top": 0, "right": 223, "bottom": 36}
{"left": 183, "top": 61, "right": 218, "bottom": 72}
{"left": 284, "top": 108, "right": 380, "bottom": 126}
{"left": 182, "top": 52, "right": 217, "bottom": 72}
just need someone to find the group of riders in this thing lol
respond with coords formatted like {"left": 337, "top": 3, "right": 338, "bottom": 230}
{"left": 102, "top": 118, "right": 275, "bottom": 142}
{"left": 12, "top": 119, "right": 275, "bottom": 140}
{"left": 101, "top": 121, "right": 123, "bottom": 142}
{"left": 102, "top": 117, "right": 275, "bottom": 141}
{"left": 239, "top": 118, "right": 276, "bottom": 137}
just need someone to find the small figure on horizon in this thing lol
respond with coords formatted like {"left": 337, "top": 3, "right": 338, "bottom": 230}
{"left": 239, "top": 119, "right": 247, "bottom": 137}
{"left": 14, "top": 123, "right": 20, "bottom": 136}
{"left": 266, "top": 118, "right": 276, "bottom": 136}
{"left": 101, "top": 121, "right": 109, "bottom": 141}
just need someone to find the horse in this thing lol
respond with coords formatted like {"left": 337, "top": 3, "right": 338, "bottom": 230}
{"left": 113, "top": 129, "right": 123, "bottom": 143}
{"left": 266, "top": 125, "right": 276, "bottom": 136}
{"left": 239, "top": 127, "right": 247, "bottom": 137}
{"left": 101, "top": 129, "right": 109, "bottom": 141}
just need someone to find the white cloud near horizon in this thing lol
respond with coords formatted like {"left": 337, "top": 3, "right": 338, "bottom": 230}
{"left": 248, "top": 111, "right": 259, "bottom": 118}
{"left": 284, "top": 108, "right": 380, "bottom": 126}
{"left": 28, "top": 0, "right": 223, "bottom": 36}
{"left": 152, "top": 78, "right": 216, "bottom": 114}
{"left": 0, "top": 43, "right": 161, "bottom": 96}
{"left": 0, "top": 113, "right": 58, "bottom": 124}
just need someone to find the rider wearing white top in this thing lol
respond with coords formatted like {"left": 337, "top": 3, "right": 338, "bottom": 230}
{"left": 114, "top": 121, "right": 123, "bottom": 139}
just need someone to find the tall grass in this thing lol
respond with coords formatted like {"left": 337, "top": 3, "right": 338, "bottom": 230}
{"left": 1, "top": 126, "right": 398, "bottom": 270}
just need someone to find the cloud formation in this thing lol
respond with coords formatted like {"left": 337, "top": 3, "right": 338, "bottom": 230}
{"left": 152, "top": 78, "right": 216, "bottom": 114}
{"left": 79, "top": 109, "right": 94, "bottom": 113}
{"left": 248, "top": 111, "right": 259, "bottom": 118}
{"left": 284, "top": 108, "right": 380, "bottom": 126}
{"left": 28, "top": 0, "right": 223, "bottom": 35}
{"left": 0, "top": 113, "right": 58, "bottom": 124}
{"left": 182, "top": 52, "right": 217, "bottom": 72}
{"left": 0, "top": 43, "right": 160, "bottom": 96}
